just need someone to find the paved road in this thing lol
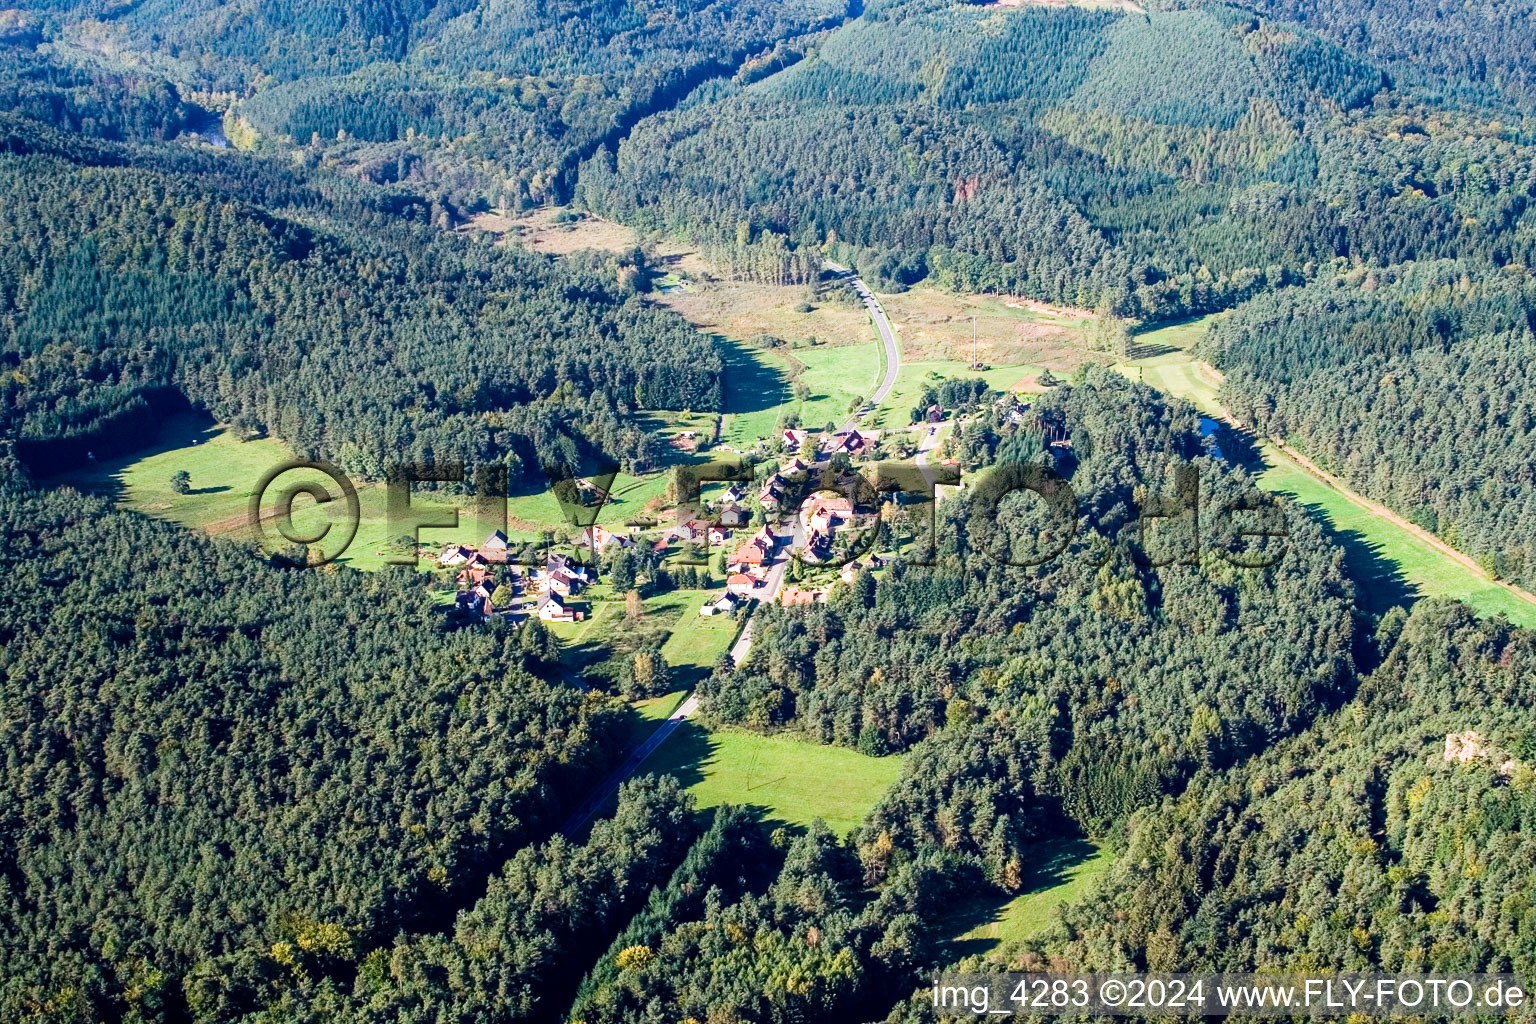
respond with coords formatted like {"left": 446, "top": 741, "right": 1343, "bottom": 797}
{"left": 728, "top": 523, "right": 796, "bottom": 663}
{"left": 564, "top": 263, "right": 899, "bottom": 833}
{"left": 560, "top": 693, "right": 700, "bottom": 835}
{"left": 825, "top": 259, "right": 901, "bottom": 435}
{"left": 914, "top": 421, "right": 944, "bottom": 488}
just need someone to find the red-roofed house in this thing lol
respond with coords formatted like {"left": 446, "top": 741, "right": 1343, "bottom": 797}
{"left": 830, "top": 430, "right": 871, "bottom": 456}
{"left": 730, "top": 539, "right": 769, "bottom": 567}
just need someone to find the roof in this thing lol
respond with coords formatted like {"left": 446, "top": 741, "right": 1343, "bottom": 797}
{"left": 536, "top": 591, "right": 565, "bottom": 610}
{"left": 731, "top": 542, "right": 767, "bottom": 564}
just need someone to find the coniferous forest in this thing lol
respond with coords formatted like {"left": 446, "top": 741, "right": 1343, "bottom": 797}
{"left": 3, "top": 1, "right": 1536, "bottom": 1022}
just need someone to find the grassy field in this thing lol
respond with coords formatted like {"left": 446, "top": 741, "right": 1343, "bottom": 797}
{"left": 661, "top": 599, "right": 743, "bottom": 685}
{"left": 717, "top": 337, "right": 886, "bottom": 446}
{"left": 656, "top": 273, "right": 878, "bottom": 350}
{"left": 47, "top": 415, "right": 513, "bottom": 570}
{"left": 719, "top": 339, "right": 794, "bottom": 446}
{"left": 641, "top": 726, "right": 904, "bottom": 836}
{"left": 547, "top": 585, "right": 740, "bottom": 689}
{"left": 46, "top": 410, "right": 710, "bottom": 570}
{"left": 1253, "top": 450, "right": 1536, "bottom": 624}
{"left": 940, "top": 838, "right": 1112, "bottom": 959}
{"left": 618, "top": 688, "right": 690, "bottom": 751}
{"left": 880, "top": 286, "right": 1091, "bottom": 368}
{"left": 1122, "top": 318, "right": 1536, "bottom": 628}
{"left": 791, "top": 342, "right": 883, "bottom": 430}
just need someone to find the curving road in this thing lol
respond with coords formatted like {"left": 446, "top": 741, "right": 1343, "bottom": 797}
{"left": 824, "top": 259, "right": 901, "bottom": 435}
{"left": 563, "top": 264, "right": 901, "bottom": 835}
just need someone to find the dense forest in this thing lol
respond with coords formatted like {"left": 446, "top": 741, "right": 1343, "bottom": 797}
{"left": 1246, "top": 0, "right": 1536, "bottom": 112}
{"left": 1206, "top": 261, "right": 1536, "bottom": 589}
{"left": 0, "top": 484, "right": 623, "bottom": 1021}
{"left": 576, "top": 0, "right": 1536, "bottom": 315}
{"left": 1041, "top": 601, "right": 1536, "bottom": 976}
{"left": 879, "top": 600, "right": 1536, "bottom": 1020}
{"left": 0, "top": 115, "right": 715, "bottom": 479}
{"left": 9, "top": 0, "right": 851, "bottom": 207}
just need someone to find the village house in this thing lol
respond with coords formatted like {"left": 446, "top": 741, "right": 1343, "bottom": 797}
{"left": 839, "top": 556, "right": 886, "bottom": 585}
{"left": 830, "top": 429, "right": 871, "bottom": 456}
{"left": 440, "top": 544, "right": 474, "bottom": 567}
{"left": 726, "top": 572, "right": 758, "bottom": 596}
{"left": 782, "top": 427, "right": 808, "bottom": 449}
{"left": 576, "top": 523, "right": 631, "bottom": 552}
{"left": 758, "top": 477, "right": 784, "bottom": 511}
{"left": 541, "top": 568, "right": 583, "bottom": 596}
{"left": 545, "top": 552, "right": 590, "bottom": 579}
{"left": 803, "top": 493, "right": 854, "bottom": 532}
{"left": 730, "top": 537, "right": 769, "bottom": 568}
{"left": 805, "top": 529, "right": 832, "bottom": 560}
{"left": 720, "top": 504, "right": 749, "bottom": 528}
{"left": 720, "top": 484, "right": 746, "bottom": 505}
{"left": 456, "top": 565, "right": 493, "bottom": 587}
{"left": 536, "top": 591, "right": 580, "bottom": 623}
{"left": 780, "top": 585, "right": 824, "bottom": 606}
{"left": 708, "top": 526, "right": 732, "bottom": 546}
{"left": 780, "top": 457, "right": 809, "bottom": 478}
{"left": 699, "top": 592, "right": 739, "bottom": 616}
{"left": 455, "top": 580, "right": 496, "bottom": 620}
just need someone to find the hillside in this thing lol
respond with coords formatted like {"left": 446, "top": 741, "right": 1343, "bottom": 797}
{"left": 0, "top": 115, "right": 716, "bottom": 479}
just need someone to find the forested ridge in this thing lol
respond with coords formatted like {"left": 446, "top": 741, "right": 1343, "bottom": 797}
{"left": 0, "top": 115, "right": 717, "bottom": 479}
{"left": 1245, "top": 0, "right": 1536, "bottom": 113}
{"left": 879, "top": 600, "right": 1536, "bottom": 1020}
{"left": 1043, "top": 602, "right": 1536, "bottom": 976}
{"left": 8, "top": 0, "right": 852, "bottom": 207}
{"left": 577, "top": 0, "right": 1536, "bottom": 316}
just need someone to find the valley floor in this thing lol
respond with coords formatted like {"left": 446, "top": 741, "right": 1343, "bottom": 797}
{"left": 1121, "top": 318, "right": 1536, "bottom": 628}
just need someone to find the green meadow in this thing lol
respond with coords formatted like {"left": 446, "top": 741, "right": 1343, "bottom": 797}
{"left": 791, "top": 340, "right": 882, "bottom": 428}
{"left": 1123, "top": 318, "right": 1536, "bottom": 628}
{"left": 640, "top": 726, "right": 904, "bottom": 836}
{"left": 44, "top": 412, "right": 708, "bottom": 569}
{"left": 718, "top": 336, "right": 883, "bottom": 446}
{"left": 48, "top": 416, "right": 499, "bottom": 570}
{"left": 941, "top": 839, "right": 1112, "bottom": 958}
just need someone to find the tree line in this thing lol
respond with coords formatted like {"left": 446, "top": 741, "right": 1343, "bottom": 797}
{"left": 1208, "top": 260, "right": 1536, "bottom": 588}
